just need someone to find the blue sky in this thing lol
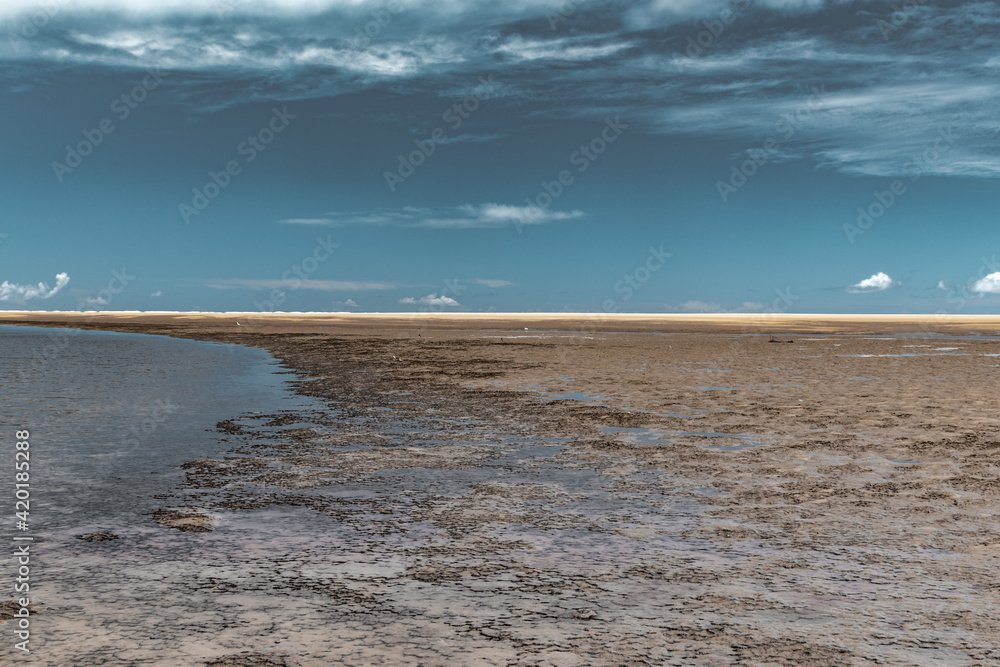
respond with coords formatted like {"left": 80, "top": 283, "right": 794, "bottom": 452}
{"left": 1, "top": 0, "right": 999, "bottom": 313}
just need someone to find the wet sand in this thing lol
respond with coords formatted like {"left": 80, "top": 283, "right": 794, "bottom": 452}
{"left": 3, "top": 312, "right": 1000, "bottom": 666}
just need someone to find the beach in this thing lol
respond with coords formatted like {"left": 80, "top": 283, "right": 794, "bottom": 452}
{"left": 3, "top": 312, "right": 1000, "bottom": 666}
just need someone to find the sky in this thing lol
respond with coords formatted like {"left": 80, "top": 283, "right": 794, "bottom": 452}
{"left": 1, "top": 0, "right": 999, "bottom": 314}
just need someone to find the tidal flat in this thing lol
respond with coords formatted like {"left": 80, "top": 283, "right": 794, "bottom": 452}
{"left": 3, "top": 313, "right": 999, "bottom": 666}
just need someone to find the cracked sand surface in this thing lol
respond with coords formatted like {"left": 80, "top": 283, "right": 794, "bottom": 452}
{"left": 2, "top": 315, "right": 1000, "bottom": 666}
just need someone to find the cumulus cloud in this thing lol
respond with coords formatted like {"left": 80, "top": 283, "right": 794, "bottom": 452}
{"left": 150, "top": 290, "right": 163, "bottom": 297}
{"left": 0, "top": 272, "right": 70, "bottom": 302}
{"left": 971, "top": 272, "right": 1000, "bottom": 294}
{"left": 936, "top": 280, "right": 949, "bottom": 291}
{"left": 399, "top": 293, "right": 460, "bottom": 306}
{"left": 846, "top": 272, "right": 898, "bottom": 293}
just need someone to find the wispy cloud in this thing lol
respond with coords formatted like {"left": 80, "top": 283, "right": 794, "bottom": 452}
{"left": 205, "top": 279, "right": 399, "bottom": 291}
{"left": 278, "top": 218, "right": 334, "bottom": 225}
{"left": 665, "top": 300, "right": 768, "bottom": 313}
{"left": 846, "top": 272, "right": 898, "bottom": 294}
{"left": 150, "top": 290, "right": 163, "bottom": 297}
{"left": 443, "top": 133, "right": 506, "bottom": 144}
{"left": 471, "top": 279, "right": 513, "bottom": 288}
{"left": 671, "top": 300, "right": 722, "bottom": 313}
{"left": 0, "top": 272, "right": 70, "bottom": 302}
{"left": 5, "top": 0, "right": 1000, "bottom": 181}
{"left": 312, "top": 204, "right": 583, "bottom": 229}
{"left": 400, "top": 293, "right": 460, "bottom": 306}
{"left": 419, "top": 204, "right": 583, "bottom": 229}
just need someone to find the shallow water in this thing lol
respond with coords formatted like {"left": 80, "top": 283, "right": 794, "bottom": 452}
{"left": 0, "top": 325, "right": 326, "bottom": 662}
{"left": 0, "top": 325, "right": 319, "bottom": 532}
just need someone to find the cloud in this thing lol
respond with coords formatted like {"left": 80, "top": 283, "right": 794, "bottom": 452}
{"left": 81, "top": 296, "right": 109, "bottom": 306}
{"left": 332, "top": 298, "right": 359, "bottom": 307}
{"left": 971, "top": 272, "right": 1000, "bottom": 294}
{"left": 278, "top": 218, "right": 334, "bottom": 225}
{"left": 675, "top": 300, "right": 722, "bottom": 313}
{"left": 936, "top": 280, "right": 949, "bottom": 291}
{"left": 472, "top": 279, "right": 513, "bottom": 288}
{"left": 0, "top": 272, "right": 70, "bottom": 302}
{"left": 733, "top": 301, "right": 766, "bottom": 313}
{"left": 322, "top": 204, "right": 583, "bottom": 229}
{"left": 399, "top": 293, "right": 460, "bottom": 306}
{"left": 444, "top": 133, "right": 506, "bottom": 144}
{"left": 846, "top": 272, "right": 898, "bottom": 293}
{"left": 664, "top": 300, "right": 775, "bottom": 313}
{"left": 150, "top": 290, "right": 163, "bottom": 297}
{"left": 205, "top": 279, "right": 399, "bottom": 291}
{"left": 420, "top": 204, "right": 583, "bottom": 229}
{"left": 6, "top": 1, "right": 1000, "bottom": 181}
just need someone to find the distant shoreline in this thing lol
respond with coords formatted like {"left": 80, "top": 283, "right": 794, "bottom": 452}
{"left": 1, "top": 310, "right": 999, "bottom": 336}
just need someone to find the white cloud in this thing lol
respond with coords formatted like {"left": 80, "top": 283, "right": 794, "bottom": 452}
{"left": 495, "top": 36, "right": 633, "bottom": 63}
{"left": 971, "top": 272, "right": 1000, "bottom": 294}
{"left": 82, "top": 296, "right": 109, "bottom": 306}
{"left": 322, "top": 204, "right": 583, "bottom": 229}
{"left": 399, "top": 293, "right": 460, "bottom": 306}
{"left": 205, "top": 279, "right": 398, "bottom": 291}
{"left": 150, "top": 290, "right": 163, "bottom": 297}
{"left": 343, "top": 298, "right": 358, "bottom": 307}
{"left": 936, "top": 280, "right": 948, "bottom": 291}
{"left": 472, "top": 279, "right": 513, "bottom": 288}
{"left": 0, "top": 272, "right": 70, "bottom": 302}
{"left": 420, "top": 204, "right": 583, "bottom": 229}
{"left": 846, "top": 272, "right": 898, "bottom": 293}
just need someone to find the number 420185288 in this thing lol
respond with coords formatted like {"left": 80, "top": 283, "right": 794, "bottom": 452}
{"left": 15, "top": 430, "right": 30, "bottom": 526}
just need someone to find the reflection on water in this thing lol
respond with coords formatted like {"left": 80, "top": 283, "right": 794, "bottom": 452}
{"left": 0, "top": 325, "right": 317, "bottom": 532}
